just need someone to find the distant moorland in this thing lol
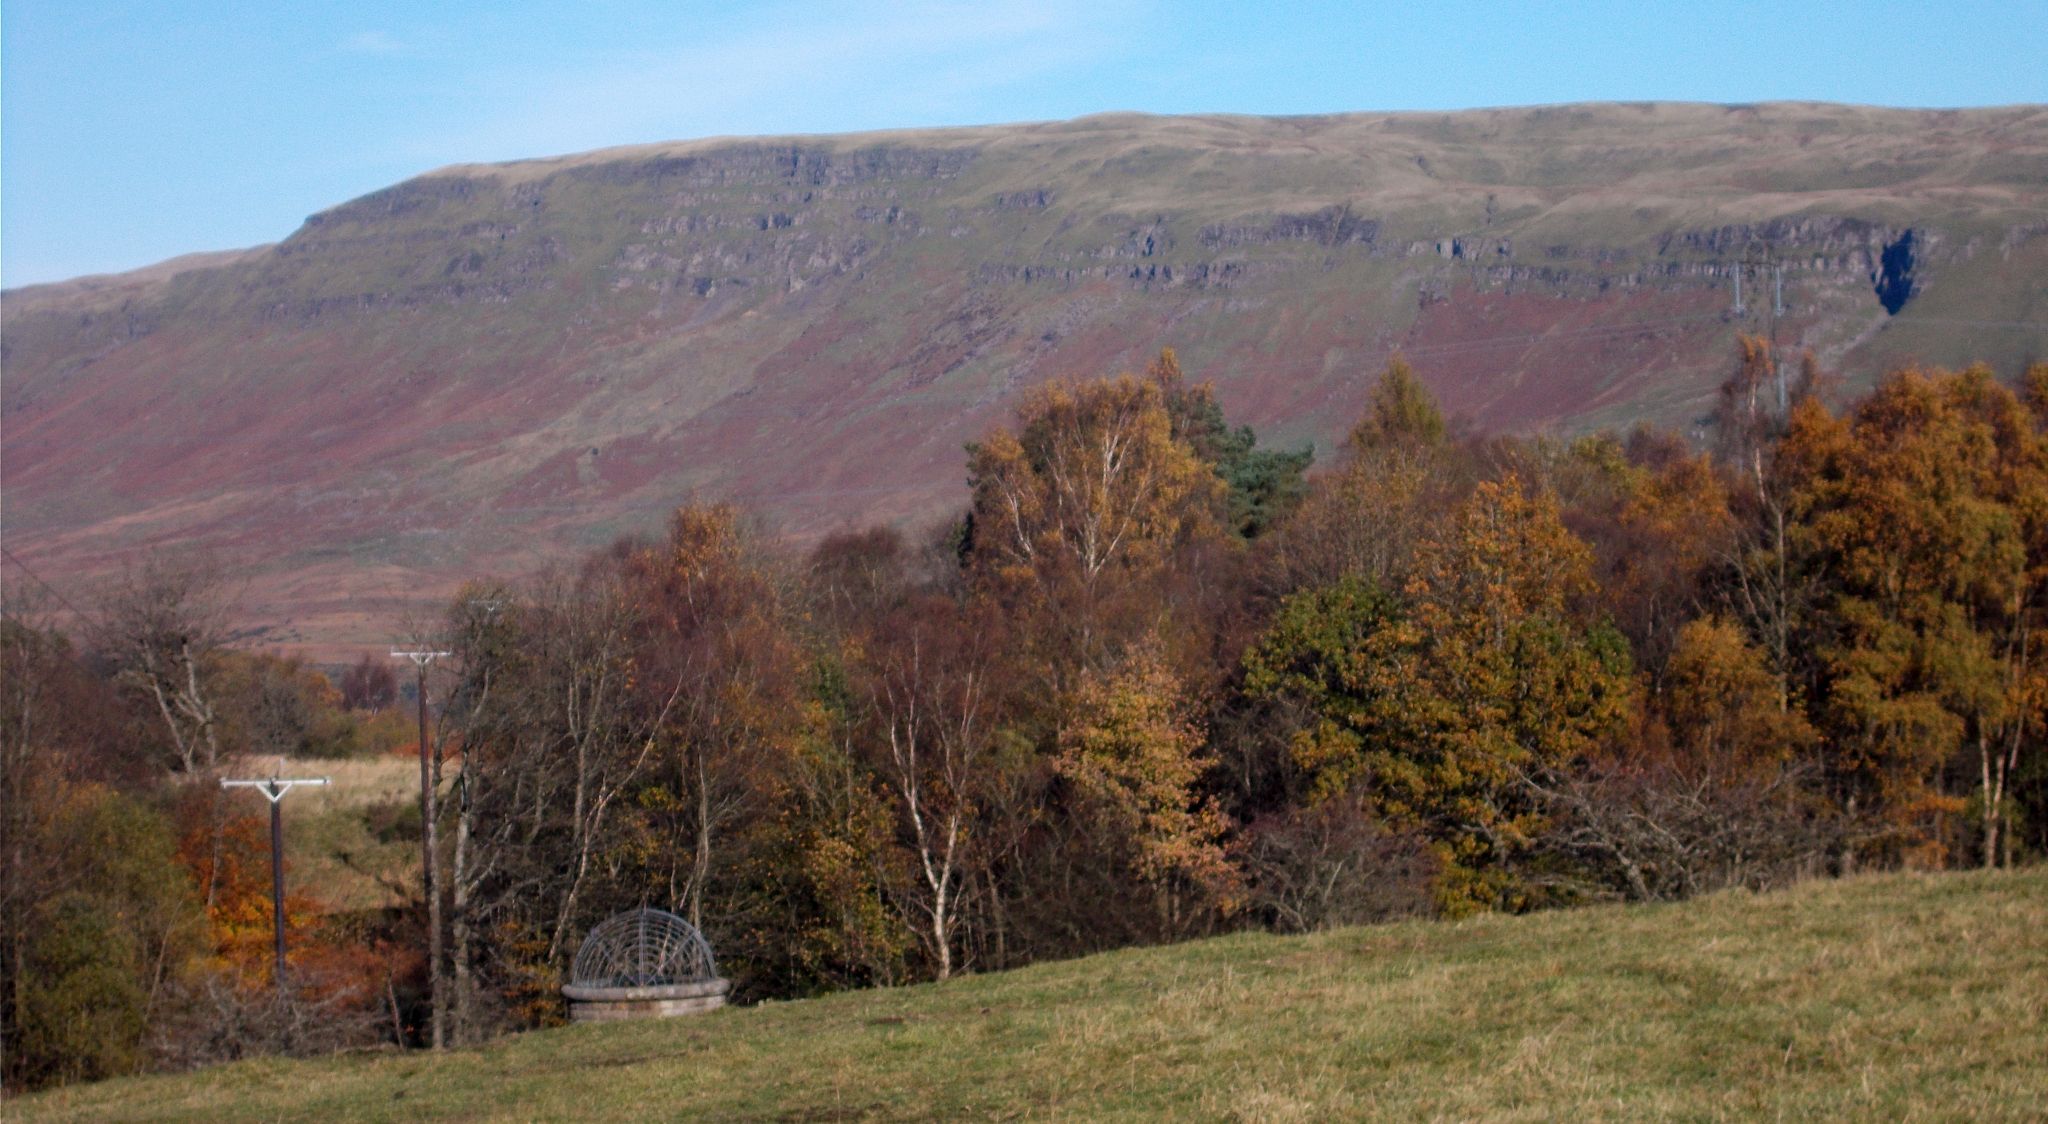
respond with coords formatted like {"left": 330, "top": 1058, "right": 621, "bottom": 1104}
{"left": 5, "top": 102, "right": 2045, "bottom": 653}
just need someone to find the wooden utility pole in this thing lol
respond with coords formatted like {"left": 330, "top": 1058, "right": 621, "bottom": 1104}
{"left": 393, "top": 648, "right": 450, "bottom": 1050}
{"left": 219, "top": 770, "right": 330, "bottom": 987}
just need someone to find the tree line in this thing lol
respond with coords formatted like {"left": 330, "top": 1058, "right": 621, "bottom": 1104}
{"left": 4, "top": 342, "right": 2044, "bottom": 1089}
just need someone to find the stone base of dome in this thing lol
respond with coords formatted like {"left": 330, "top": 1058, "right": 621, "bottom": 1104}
{"left": 563, "top": 979, "right": 730, "bottom": 1021}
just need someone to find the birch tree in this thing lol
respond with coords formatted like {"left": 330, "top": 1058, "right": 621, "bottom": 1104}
{"left": 864, "top": 598, "right": 1003, "bottom": 980}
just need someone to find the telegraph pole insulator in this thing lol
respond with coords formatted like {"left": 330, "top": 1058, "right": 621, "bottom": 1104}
{"left": 220, "top": 771, "right": 331, "bottom": 987}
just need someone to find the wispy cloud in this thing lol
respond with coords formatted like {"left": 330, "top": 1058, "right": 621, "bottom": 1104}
{"left": 419, "top": 0, "right": 1146, "bottom": 163}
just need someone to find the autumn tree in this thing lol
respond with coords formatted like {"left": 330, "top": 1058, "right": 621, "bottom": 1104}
{"left": 623, "top": 504, "right": 805, "bottom": 931}
{"left": 454, "top": 563, "right": 664, "bottom": 1021}
{"left": 958, "top": 363, "right": 1281, "bottom": 957}
{"left": 1546, "top": 433, "right": 1738, "bottom": 687}
{"left": 1056, "top": 640, "right": 1239, "bottom": 935}
{"left": 217, "top": 653, "right": 359, "bottom": 761}
{"left": 1534, "top": 617, "right": 1826, "bottom": 901}
{"left": 11, "top": 785, "right": 204, "bottom": 1087}
{"left": 968, "top": 373, "right": 1221, "bottom": 586}
{"left": 1776, "top": 365, "right": 2047, "bottom": 867}
{"left": 1662, "top": 616, "right": 1818, "bottom": 774}
{"left": 1352, "top": 355, "right": 1446, "bottom": 450}
{"left": 737, "top": 677, "right": 906, "bottom": 998}
{"left": 1398, "top": 474, "right": 1634, "bottom": 910}
{"left": 433, "top": 582, "right": 523, "bottom": 1043}
{"left": 809, "top": 526, "right": 917, "bottom": 631}
{"left": 1716, "top": 334, "right": 1784, "bottom": 463}
{"left": 338, "top": 654, "right": 397, "bottom": 712}
{"left": 613, "top": 506, "right": 898, "bottom": 997}
{"left": 1712, "top": 339, "right": 1833, "bottom": 712}
{"left": 1234, "top": 796, "right": 1436, "bottom": 933}
{"left": 1268, "top": 356, "right": 1460, "bottom": 595}
{"left": 1, "top": 609, "right": 148, "bottom": 1089}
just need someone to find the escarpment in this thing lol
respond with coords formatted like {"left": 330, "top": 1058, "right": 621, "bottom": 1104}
{"left": 5, "top": 103, "right": 2045, "bottom": 653}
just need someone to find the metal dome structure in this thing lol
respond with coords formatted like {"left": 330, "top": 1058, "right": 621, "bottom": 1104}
{"left": 571, "top": 909, "right": 719, "bottom": 988}
{"left": 562, "top": 908, "right": 729, "bottom": 1021}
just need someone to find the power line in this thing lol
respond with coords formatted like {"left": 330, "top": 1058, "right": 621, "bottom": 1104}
{"left": 0, "top": 544, "right": 89, "bottom": 620}
{"left": 1386, "top": 313, "right": 1724, "bottom": 360}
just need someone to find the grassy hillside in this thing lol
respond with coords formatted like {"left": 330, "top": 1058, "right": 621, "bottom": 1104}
{"left": 19, "top": 868, "right": 2046, "bottom": 1121}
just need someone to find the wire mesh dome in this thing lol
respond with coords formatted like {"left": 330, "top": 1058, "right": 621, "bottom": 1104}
{"left": 570, "top": 908, "right": 720, "bottom": 989}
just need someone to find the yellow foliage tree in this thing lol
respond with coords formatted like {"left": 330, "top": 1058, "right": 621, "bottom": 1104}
{"left": 967, "top": 374, "right": 1224, "bottom": 592}
{"left": 1056, "top": 640, "right": 1239, "bottom": 931}
{"left": 1399, "top": 473, "right": 1635, "bottom": 912}
{"left": 1662, "top": 616, "right": 1816, "bottom": 776}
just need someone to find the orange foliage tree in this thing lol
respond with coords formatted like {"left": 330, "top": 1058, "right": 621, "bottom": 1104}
{"left": 1776, "top": 365, "right": 2047, "bottom": 867}
{"left": 1056, "top": 639, "right": 1240, "bottom": 933}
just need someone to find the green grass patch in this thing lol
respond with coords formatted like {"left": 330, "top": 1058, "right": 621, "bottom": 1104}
{"left": 19, "top": 867, "right": 2046, "bottom": 1121}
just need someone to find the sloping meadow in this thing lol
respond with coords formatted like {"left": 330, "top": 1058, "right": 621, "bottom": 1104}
{"left": 22, "top": 867, "right": 2046, "bottom": 1122}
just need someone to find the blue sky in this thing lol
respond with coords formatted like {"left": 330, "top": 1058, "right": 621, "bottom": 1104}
{"left": 5, "top": 0, "right": 2045, "bottom": 287}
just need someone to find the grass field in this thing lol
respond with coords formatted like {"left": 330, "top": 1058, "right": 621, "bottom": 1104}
{"left": 280, "top": 754, "right": 421, "bottom": 913}
{"left": 18, "top": 868, "right": 2046, "bottom": 1121}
